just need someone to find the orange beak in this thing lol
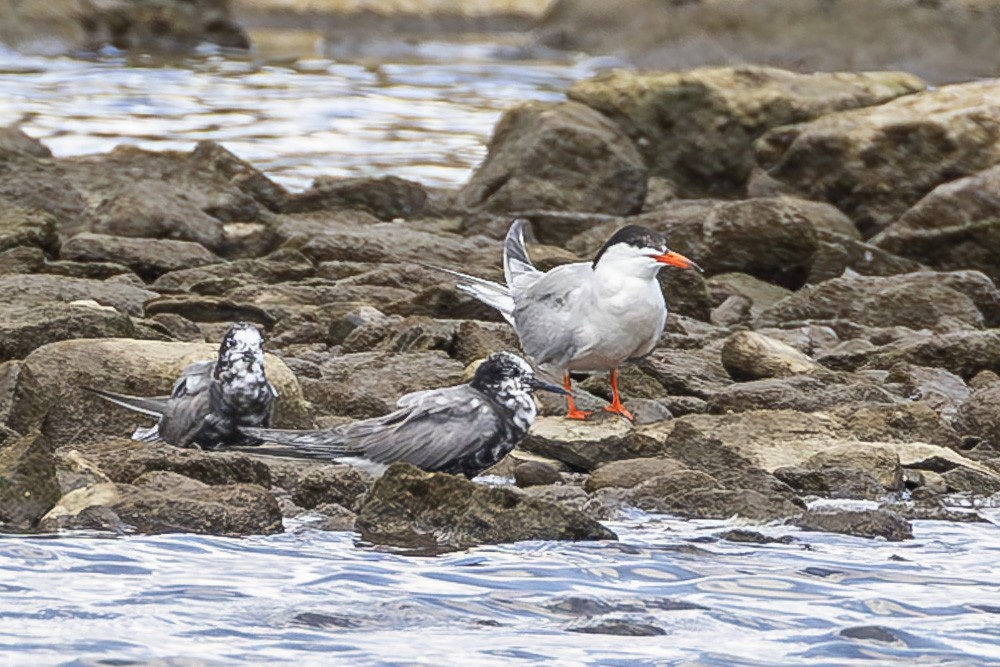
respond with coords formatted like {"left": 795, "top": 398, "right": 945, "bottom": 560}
{"left": 653, "top": 251, "right": 703, "bottom": 272}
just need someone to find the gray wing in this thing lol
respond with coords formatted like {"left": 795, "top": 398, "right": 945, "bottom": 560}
{"left": 503, "top": 219, "right": 542, "bottom": 291}
{"left": 513, "top": 262, "right": 593, "bottom": 370}
{"left": 156, "top": 361, "right": 216, "bottom": 446}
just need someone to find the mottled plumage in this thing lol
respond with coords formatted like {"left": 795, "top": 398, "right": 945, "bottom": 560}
{"left": 237, "top": 352, "right": 566, "bottom": 479}
{"left": 87, "top": 322, "right": 277, "bottom": 449}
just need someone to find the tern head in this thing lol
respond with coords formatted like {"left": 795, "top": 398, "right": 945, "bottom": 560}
{"left": 592, "top": 225, "right": 702, "bottom": 280}
{"left": 471, "top": 352, "right": 569, "bottom": 400}
{"left": 216, "top": 322, "right": 266, "bottom": 376}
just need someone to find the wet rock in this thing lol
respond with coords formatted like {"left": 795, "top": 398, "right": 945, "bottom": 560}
{"left": 865, "top": 330, "right": 1000, "bottom": 381}
{"left": 707, "top": 374, "right": 899, "bottom": 414}
{"left": 286, "top": 464, "right": 372, "bottom": 512}
{"left": 284, "top": 176, "right": 428, "bottom": 221}
{"left": 520, "top": 417, "right": 660, "bottom": 471}
{"left": 707, "top": 272, "right": 793, "bottom": 320}
{"left": 774, "top": 466, "right": 886, "bottom": 500}
{"left": 514, "top": 460, "right": 562, "bottom": 487}
{"left": 757, "top": 79, "right": 1000, "bottom": 236}
{"left": 0, "top": 0, "right": 249, "bottom": 53}
{"left": 40, "top": 482, "right": 122, "bottom": 532}
{"left": 886, "top": 364, "right": 969, "bottom": 420}
{"left": 114, "top": 477, "right": 282, "bottom": 537}
{"left": 873, "top": 162, "right": 1000, "bottom": 285}
{"left": 0, "top": 431, "right": 60, "bottom": 529}
{"left": 802, "top": 443, "right": 903, "bottom": 491}
{"left": 355, "top": 463, "right": 617, "bottom": 550}
{"left": 78, "top": 440, "right": 271, "bottom": 487}
{"left": 458, "top": 101, "right": 647, "bottom": 216}
{"left": 11, "top": 339, "right": 311, "bottom": 445}
{"left": 567, "top": 67, "right": 923, "bottom": 196}
{"left": 625, "top": 469, "right": 800, "bottom": 520}
{"left": 0, "top": 300, "right": 136, "bottom": 363}
{"left": 721, "top": 331, "right": 823, "bottom": 381}
{"left": 717, "top": 529, "right": 794, "bottom": 545}
{"left": 305, "top": 502, "right": 358, "bottom": 532}
{"left": 584, "top": 457, "right": 686, "bottom": 493}
{"left": 839, "top": 625, "right": 906, "bottom": 644}
{"left": 61, "top": 233, "right": 222, "bottom": 281}
{"left": 567, "top": 616, "right": 665, "bottom": 636}
{"left": 954, "top": 371, "right": 1000, "bottom": 450}
{"left": 755, "top": 272, "right": 987, "bottom": 331}
{"left": 792, "top": 508, "right": 912, "bottom": 541}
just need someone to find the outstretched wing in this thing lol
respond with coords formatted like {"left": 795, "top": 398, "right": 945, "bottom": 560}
{"left": 503, "top": 218, "right": 542, "bottom": 291}
{"left": 84, "top": 387, "right": 169, "bottom": 418}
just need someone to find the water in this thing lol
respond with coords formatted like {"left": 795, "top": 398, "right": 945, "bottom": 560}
{"left": 0, "top": 38, "right": 606, "bottom": 191}
{"left": 3, "top": 513, "right": 1000, "bottom": 666}
{"left": 1, "top": 36, "right": 1000, "bottom": 666}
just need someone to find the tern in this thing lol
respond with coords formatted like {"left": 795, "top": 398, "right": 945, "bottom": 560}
{"left": 427, "top": 220, "right": 700, "bottom": 420}
{"left": 87, "top": 322, "right": 277, "bottom": 449}
{"left": 235, "top": 351, "right": 567, "bottom": 479}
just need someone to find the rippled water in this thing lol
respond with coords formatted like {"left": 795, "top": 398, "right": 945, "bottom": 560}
{"left": 3, "top": 512, "right": 1000, "bottom": 666}
{"left": 0, "top": 38, "right": 606, "bottom": 191}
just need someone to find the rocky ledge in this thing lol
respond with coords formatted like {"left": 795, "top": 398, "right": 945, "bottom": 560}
{"left": 2, "top": 65, "right": 1000, "bottom": 550}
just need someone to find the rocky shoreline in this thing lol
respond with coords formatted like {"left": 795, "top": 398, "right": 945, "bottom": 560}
{"left": 1, "top": 65, "right": 1000, "bottom": 550}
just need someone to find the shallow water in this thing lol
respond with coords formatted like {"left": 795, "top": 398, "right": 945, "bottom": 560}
{"left": 0, "top": 38, "right": 605, "bottom": 191}
{"left": 3, "top": 512, "right": 1000, "bottom": 666}
{"left": 2, "top": 36, "right": 1000, "bottom": 666}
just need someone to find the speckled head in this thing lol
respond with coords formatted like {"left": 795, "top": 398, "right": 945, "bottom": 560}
{"left": 470, "top": 352, "right": 568, "bottom": 398}
{"left": 217, "top": 322, "right": 266, "bottom": 372}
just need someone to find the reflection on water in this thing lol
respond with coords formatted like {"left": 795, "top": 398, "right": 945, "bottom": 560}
{"left": 2, "top": 513, "right": 999, "bottom": 666}
{"left": 0, "top": 40, "right": 606, "bottom": 191}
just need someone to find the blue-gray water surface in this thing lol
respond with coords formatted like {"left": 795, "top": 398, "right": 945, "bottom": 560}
{"left": 1, "top": 38, "right": 1000, "bottom": 667}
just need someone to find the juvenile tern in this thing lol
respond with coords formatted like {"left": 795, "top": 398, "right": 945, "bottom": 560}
{"left": 236, "top": 351, "right": 567, "bottom": 479}
{"left": 428, "top": 219, "right": 700, "bottom": 420}
{"left": 87, "top": 322, "right": 277, "bottom": 449}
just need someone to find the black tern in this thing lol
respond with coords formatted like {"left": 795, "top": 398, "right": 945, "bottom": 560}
{"left": 236, "top": 351, "right": 567, "bottom": 479}
{"left": 87, "top": 322, "right": 277, "bottom": 449}
{"left": 427, "top": 219, "right": 700, "bottom": 420}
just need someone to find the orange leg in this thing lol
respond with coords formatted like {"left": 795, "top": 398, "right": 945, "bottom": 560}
{"left": 603, "top": 369, "right": 634, "bottom": 420}
{"left": 563, "top": 372, "right": 591, "bottom": 420}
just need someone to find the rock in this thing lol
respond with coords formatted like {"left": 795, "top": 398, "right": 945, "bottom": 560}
{"left": 114, "top": 477, "right": 282, "bottom": 536}
{"left": 757, "top": 79, "right": 1000, "bottom": 236}
{"left": 77, "top": 439, "right": 271, "bottom": 487}
{"left": 624, "top": 469, "right": 800, "bottom": 520}
{"left": 755, "top": 272, "right": 988, "bottom": 331}
{"left": 0, "top": 0, "right": 249, "bottom": 54}
{"left": 707, "top": 375, "right": 899, "bottom": 414}
{"left": 0, "top": 198, "right": 59, "bottom": 255}
{"left": 865, "top": 330, "right": 1000, "bottom": 381}
{"left": 514, "top": 460, "right": 562, "bottom": 487}
{"left": 833, "top": 402, "right": 961, "bottom": 449}
{"left": 717, "top": 529, "right": 794, "bottom": 545}
{"left": 355, "top": 463, "right": 617, "bottom": 551}
{"left": 792, "top": 509, "right": 912, "bottom": 541}
{"left": 283, "top": 176, "right": 428, "bottom": 220}
{"left": 286, "top": 464, "right": 372, "bottom": 512}
{"left": 0, "top": 274, "right": 155, "bottom": 317}
{"left": 152, "top": 251, "right": 315, "bottom": 296}
{"left": 873, "top": 162, "right": 1000, "bottom": 286}
{"left": 941, "top": 467, "right": 1000, "bottom": 496}
{"left": 707, "top": 272, "right": 793, "bottom": 320}
{"left": 61, "top": 233, "right": 222, "bottom": 281}
{"left": 721, "top": 331, "right": 823, "bottom": 381}
{"left": 584, "top": 457, "right": 686, "bottom": 493}
{"left": 805, "top": 232, "right": 924, "bottom": 284}
{"left": 0, "top": 126, "right": 51, "bottom": 158}
{"left": 520, "top": 417, "right": 660, "bottom": 471}
{"left": 773, "top": 466, "right": 886, "bottom": 500}
{"left": 567, "top": 67, "right": 923, "bottom": 196}
{"left": 53, "top": 449, "right": 112, "bottom": 494}
{"left": 10, "top": 339, "right": 312, "bottom": 445}
{"left": 639, "top": 345, "right": 733, "bottom": 399}
{"left": 886, "top": 364, "right": 969, "bottom": 420}
{"left": 802, "top": 443, "right": 903, "bottom": 490}
{"left": 567, "top": 616, "right": 665, "bottom": 637}
{"left": 0, "top": 300, "right": 136, "bottom": 363}
{"left": 954, "top": 371, "right": 1000, "bottom": 449}
{"left": 40, "top": 482, "right": 121, "bottom": 528}
{"left": 710, "top": 294, "right": 752, "bottom": 327}
{"left": 458, "top": 101, "right": 647, "bottom": 216}
{"left": 519, "top": 484, "right": 622, "bottom": 521}
{"left": 306, "top": 503, "right": 358, "bottom": 532}
{"left": 0, "top": 431, "right": 60, "bottom": 529}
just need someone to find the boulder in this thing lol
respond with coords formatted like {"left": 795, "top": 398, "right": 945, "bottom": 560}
{"left": 61, "top": 233, "right": 222, "bottom": 281}
{"left": 757, "top": 79, "right": 1000, "bottom": 236}
{"left": 9, "top": 338, "right": 312, "bottom": 445}
{"left": 513, "top": 460, "right": 562, "bottom": 487}
{"left": 832, "top": 402, "right": 961, "bottom": 450}
{"left": 520, "top": 417, "right": 660, "bottom": 471}
{"left": 639, "top": 345, "right": 733, "bottom": 399}
{"left": 283, "top": 176, "right": 428, "bottom": 221}
{"left": 801, "top": 443, "right": 903, "bottom": 490}
{"left": 0, "top": 274, "right": 155, "bottom": 317}
{"left": 0, "top": 197, "right": 59, "bottom": 255}
{"left": 773, "top": 466, "right": 886, "bottom": 500}
{"left": 284, "top": 463, "right": 372, "bottom": 512}
{"left": 624, "top": 470, "right": 800, "bottom": 520}
{"left": 355, "top": 463, "right": 617, "bottom": 551}
{"left": 0, "top": 126, "right": 51, "bottom": 158}
{"left": 0, "top": 300, "right": 136, "bottom": 363}
{"left": 755, "top": 272, "right": 989, "bottom": 331}
{"left": 792, "top": 508, "right": 912, "bottom": 541}
{"left": 707, "top": 374, "right": 899, "bottom": 414}
{"left": 458, "top": 101, "right": 647, "bottom": 216}
{"left": 707, "top": 273, "right": 792, "bottom": 320}
{"left": 954, "top": 371, "right": 1000, "bottom": 450}
{"left": 721, "top": 331, "right": 823, "bottom": 381}
{"left": 805, "top": 232, "right": 924, "bottom": 284}
{"left": 886, "top": 364, "right": 970, "bottom": 420}
{"left": 567, "top": 67, "right": 923, "bottom": 196}
{"left": 864, "top": 330, "right": 1000, "bottom": 381}
{"left": 0, "top": 431, "right": 60, "bottom": 529}
{"left": 152, "top": 251, "right": 315, "bottom": 296}
{"left": 584, "top": 457, "right": 687, "bottom": 492}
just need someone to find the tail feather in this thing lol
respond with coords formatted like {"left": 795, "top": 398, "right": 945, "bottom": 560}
{"left": 415, "top": 261, "right": 515, "bottom": 324}
{"left": 236, "top": 427, "right": 357, "bottom": 462}
{"left": 85, "top": 387, "right": 168, "bottom": 418}
{"left": 503, "top": 218, "right": 537, "bottom": 286}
